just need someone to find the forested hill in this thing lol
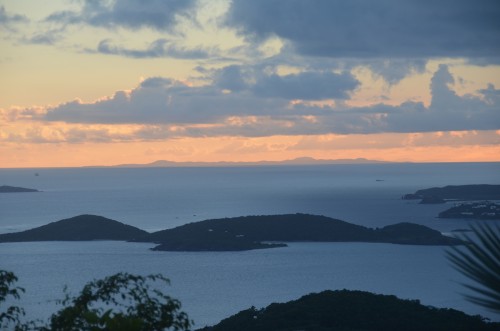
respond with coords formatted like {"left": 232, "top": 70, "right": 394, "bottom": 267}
{"left": 198, "top": 290, "right": 499, "bottom": 331}
{"left": 0, "top": 213, "right": 462, "bottom": 250}
{"left": 403, "top": 184, "right": 500, "bottom": 201}
{"left": 138, "top": 214, "right": 462, "bottom": 251}
{"left": 0, "top": 215, "right": 148, "bottom": 242}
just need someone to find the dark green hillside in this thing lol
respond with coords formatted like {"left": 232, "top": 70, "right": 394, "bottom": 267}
{"left": 139, "top": 214, "right": 462, "bottom": 251}
{"left": 374, "top": 222, "right": 460, "bottom": 245}
{"left": 145, "top": 214, "right": 373, "bottom": 243}
{"left": 439, "top": 201, "right": 500, "bottom": 220}
{"left": 0, "top": 185, "right": 39, "bottom": 193}
{"left": 198, "top": 290, "right": 499, "bottom": 331}
{"left": 0, "top": 215, "right": 148, "bottom": 242}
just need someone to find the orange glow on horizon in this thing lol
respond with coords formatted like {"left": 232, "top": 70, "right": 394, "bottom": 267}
{"left": 1, "top": 133, "right": 499, "bottom": 168}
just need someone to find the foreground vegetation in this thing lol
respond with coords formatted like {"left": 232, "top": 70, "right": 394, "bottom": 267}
{"left": 446, "top": 223, "right": 500, "bottom": 313}
{"left": 198, "top": 290, "right": 498, "bottom": 331}
{"left": 2, "top": 270, "right": 499, "bottom": 331}
{"left": 0, "top": 271, "right": 191, "bottom": 331}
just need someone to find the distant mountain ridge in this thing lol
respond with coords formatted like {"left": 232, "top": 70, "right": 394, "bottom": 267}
{"left": 103, "top": 157, "right": 391, "bottom": 168}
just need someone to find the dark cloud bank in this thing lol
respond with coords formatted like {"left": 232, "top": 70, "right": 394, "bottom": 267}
{"left": 226, "top": 0, "right": 500, "bottom": 61}
{"left": 43, "top": 65, "right": 500, "bottom": 136}
{"left": 11, "top": 0, "right": 499, "bottom": 139}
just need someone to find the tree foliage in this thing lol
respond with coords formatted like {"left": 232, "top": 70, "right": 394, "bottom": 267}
{"left": 42, "top": 273, "right": 191, "bottom": 331}
{"left": 1, "top": 271, "right": 191, "bottom": 331}
{"left": 199, "top": 290, "right": 498, "bottom": 331}
{"left": 0, "top": 270, "right": 26, "bottom": 331}
{"left": 447, "top": 223, "right": 500, "bottom": 313}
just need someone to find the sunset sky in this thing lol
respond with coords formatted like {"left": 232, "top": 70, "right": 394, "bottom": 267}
{"left": 1, "top": 0, "right": 500, "bottom": 167}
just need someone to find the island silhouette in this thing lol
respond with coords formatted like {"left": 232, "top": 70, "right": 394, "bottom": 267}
{"left": 0, "top": 185, "right": 39, "bottom": 193}
{"left": 403, "top": 184, "right": 500, "bottom": 203}
{"left": 0, "top": 213, "right": 461, "bottom": 250}
{"left": 0, "top": 215, "right": 147, "bottom": 242}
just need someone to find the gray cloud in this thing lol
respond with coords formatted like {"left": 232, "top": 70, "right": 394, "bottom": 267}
{"left": 225, "top": 0, "right": 500, "bottom": 61}
{"left": 366, "top": 59, "right": 428, "bottom": 85}
{"left": 46, "top": 0, "right": 197, "bottom": 31}
{"left": 44, "top": 74, "right": 288, "bottom": 124}
{"left": 213, "top": 65, "right": 360, "bottom": 99}
{"left": 0, "top": 6, "right": 29, "bottom": 31}
{"left": 251, "top": 71, "right": 359, "bottom": 100}
{"left": 42, "top": 65, "right": 500, "bottom": 136}
{"left": 44, "top": 66, "right": 361, "bottom": 125}
{"left": 23, "top": 28, "right": 65, "bottom": 45}
{"left": 95, "top": 38, "right": 212, "bottom": 59}
{"left": 214, "top": 65, "right": 249, "bottom": 92}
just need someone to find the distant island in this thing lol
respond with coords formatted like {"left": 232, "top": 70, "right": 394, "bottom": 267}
{"left": 91, "top": 157, "right": 391, "bottom": 168}
{"left": 136, "top": 214, "right": 462, "bottom": 251}
{"left": 197, "top": 290, "right": 499, "bottom": 331}
{"left": 0, "top": 215, "right": 148, "bottom": 242}
{"left": 0, "top": 213, "right": 461, "bottom": 250}
{"left": 0, "top": 185, "right": 39, "bottom": 193}
{"left": 402, "top": 184, "right": 500, "bottom": 203}
{"left": 439, "top": 201, "right": 500, "bottom": 220}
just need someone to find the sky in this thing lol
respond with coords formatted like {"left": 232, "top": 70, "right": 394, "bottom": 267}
{"left": 1, "top": 0, "right": 500, "bottom": 167}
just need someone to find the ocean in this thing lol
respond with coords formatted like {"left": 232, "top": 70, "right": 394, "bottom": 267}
{"left": 1, "top": 163, "right": 499, "bottom": 327}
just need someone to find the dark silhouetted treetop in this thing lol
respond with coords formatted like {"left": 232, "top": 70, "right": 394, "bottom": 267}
{"left": 40, "top": 273, "right": 191, "bottom": 331}
{"left": 0, "top": 270, "right": 26, "bottom": 331}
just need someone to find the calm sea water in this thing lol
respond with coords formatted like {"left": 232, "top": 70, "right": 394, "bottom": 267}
{"left": 1, "top": 163, "right": 499, "bottom": 326}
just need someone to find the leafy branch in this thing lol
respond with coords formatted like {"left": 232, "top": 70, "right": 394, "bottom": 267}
{"left": 446, "top": 223, "right": 500, "bottom": 314}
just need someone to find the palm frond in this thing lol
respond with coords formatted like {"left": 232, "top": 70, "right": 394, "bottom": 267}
{"left": 446, "top": 223, "right": 500, "bottom": 314}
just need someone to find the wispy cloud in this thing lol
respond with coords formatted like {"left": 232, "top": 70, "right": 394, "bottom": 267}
{"left": 0, "top": 6, "right": 29, "bottom": 31}
{"left": 93, "top": 38, "right": 213, "bottom": 59}
{"left": 45, "top": 0, "right": 197, "bottom": 32}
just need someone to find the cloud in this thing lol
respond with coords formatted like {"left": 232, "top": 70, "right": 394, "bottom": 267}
{"left": 0, "top": 6, "right": 29, "bottom": 31}
{"left": 43, "top": 80, "right": 288, "bottom": 125}
{"left": 213, "top": 65, "right": 249, "bottom": 92}
{"left": 225, "top": 0, "right": 500, "bottom": 62}
{"left": 94, "top": 38, "right": 212, "bottom": 59}
{"left": 213, "top": 65, "right": 360, "bottom": 99}
{"left": 23, "top": 28, "right": 65, "bottom": 45}
{"left": 43, "top": 67, "right": 361, "bottom": 125}
{"left": 288, "top": 131, "right": 500, "bottom": 151}
{"left": 45, "top": 0, "right": 197, "bottom": 32}
{"left": 39, "top": 65, "right": 499, "bottom": 136}
{"left": 365, "top": 59, "right": 427, "bottom": 85}
{"left": 251, "top": 71, "right": 359, "bottom": 100}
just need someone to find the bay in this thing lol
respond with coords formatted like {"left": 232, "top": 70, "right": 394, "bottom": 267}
{"left": 1, "top": 163, "right": 499, "bottom": 326}
{"left": 0, "top": 241, "right": 488, "bottom": 327}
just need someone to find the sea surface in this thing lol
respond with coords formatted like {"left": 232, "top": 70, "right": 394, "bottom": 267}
{"left": 1, "top": 163, "right": 499, "bottom": 326}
